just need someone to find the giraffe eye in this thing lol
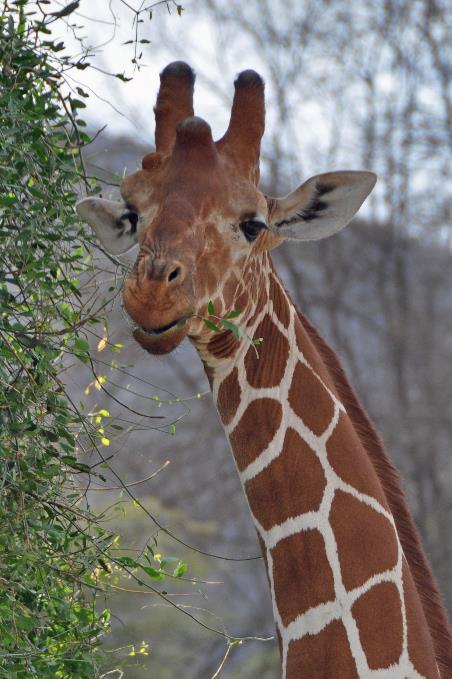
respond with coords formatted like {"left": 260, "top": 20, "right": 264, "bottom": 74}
{"left": 122, "top": 210, "right": 139, "bottom": 234}
{"left": 240, "top": 219, "right": 267, "bottom": 242}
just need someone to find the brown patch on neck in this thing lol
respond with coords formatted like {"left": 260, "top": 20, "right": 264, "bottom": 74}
{"left": 244, "top": 314, "right": 289, "bottom": 388}
{"left": 244, "top": 428, "right": 326, "bottom": 531}
{"left": 207, "top": 329, "right": 240, "bottom": 359}
{"left": 329, "top": 490, "right": 398, "bottom": 591}
{"left": 286, "top": 620, "right": 359, "bottom": 678}
{"left": 297, "top": 309, "right": 452, "bottom": 675}
{"left": 326, "top": 412, "right": 389, "bottom": 507}
{"left": 229, "top": 398, "right": 282, "bottom": 471}
{"left": 351, "top": 582, "right": 404, "bottom": 670}
{"left": 217, "top": 367, "right": 241, "bottom": 425}
{"left": 271, "top": 530, "right": 335, "bottom": 626}
{"left": 288, "top": 362, "right": 334, "bottom": 436}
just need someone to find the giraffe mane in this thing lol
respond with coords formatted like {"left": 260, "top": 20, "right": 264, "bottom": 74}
{"left": 297, "top": 308, "right": 452, "bottom": 676}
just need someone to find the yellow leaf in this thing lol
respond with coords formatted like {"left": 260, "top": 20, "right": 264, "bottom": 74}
{"left": 101, "top": 437, "right": 110, "bottom": 446}
{"left": 139, "top": 641, "right": 149, "bottom": 655}
{"left": 94, "top": 376, "right": 106, "bottom": 390}
{"left": 97, "top": 336, "right": 108, "bottom": 352}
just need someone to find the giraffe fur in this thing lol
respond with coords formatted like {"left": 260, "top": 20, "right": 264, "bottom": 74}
{"left": 76, "top": 61, "right": 452, "bottom": 678}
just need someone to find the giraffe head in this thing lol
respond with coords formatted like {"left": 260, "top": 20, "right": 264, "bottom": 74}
{"left": 77, "top": 62, "right": 376, "bottom": 355}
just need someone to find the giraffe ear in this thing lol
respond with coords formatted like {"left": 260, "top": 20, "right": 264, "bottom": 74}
{"left": 76, "top": 197, "right": 139, "bottom": 255}
{"left": 267, "top": 171, "right": 376, "bottom": 241}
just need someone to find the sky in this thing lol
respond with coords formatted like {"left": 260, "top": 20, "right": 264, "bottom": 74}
{"left": 51, "top": 0, "right": 265, "bottom": 144}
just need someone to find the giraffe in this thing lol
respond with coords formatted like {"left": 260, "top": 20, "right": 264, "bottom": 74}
{"left": 76, "top": 62, "right": 452, "bottom": 678}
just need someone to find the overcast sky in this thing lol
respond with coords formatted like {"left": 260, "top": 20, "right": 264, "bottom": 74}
{"left": 52, "top": 1, "right": 269, "bottom": 144}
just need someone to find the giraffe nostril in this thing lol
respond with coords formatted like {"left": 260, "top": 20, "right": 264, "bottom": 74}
{"left": 168, "top": 266, "right": 181, "bottom": 283}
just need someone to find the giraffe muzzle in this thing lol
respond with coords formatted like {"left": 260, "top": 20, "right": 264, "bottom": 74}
{"left": 139, "top": 317, "right": 186, "bottom": 336}
{"left": 132, "top": 319, "right": 190, "bottom": 355}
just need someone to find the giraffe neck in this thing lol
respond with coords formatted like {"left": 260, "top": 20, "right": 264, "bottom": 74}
{"left": 194, "top": 257, "right": 443, "bottom": 678}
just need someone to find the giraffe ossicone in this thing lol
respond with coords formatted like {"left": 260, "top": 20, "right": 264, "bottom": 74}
{"left": 76, "top": 62, "right": 452, "bottom": 678}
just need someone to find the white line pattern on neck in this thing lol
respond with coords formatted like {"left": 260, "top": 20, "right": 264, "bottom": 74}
{"left": 210, "top": 263, "right": 430, "bottom": 679}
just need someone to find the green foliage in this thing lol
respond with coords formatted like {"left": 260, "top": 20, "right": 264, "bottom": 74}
{"left": 204, "top": 301, "right": 264, "bottom": 350}
{"left": 0, "top": 5, "right": 111, "bottom": 677}
{"left": 0, "top": 4, "right": 114, "bottom": 676}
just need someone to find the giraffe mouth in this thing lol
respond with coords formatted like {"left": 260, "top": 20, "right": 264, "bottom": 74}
{"left": 132, "top": 315, "right": 191, "bottom": 355}
{"left": 139, "top": 317, "right": 185, "bottom": 336}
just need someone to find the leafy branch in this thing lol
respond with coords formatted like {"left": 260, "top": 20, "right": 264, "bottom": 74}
{"left": 179, "top": 300, "right": 264, "bottom": 355}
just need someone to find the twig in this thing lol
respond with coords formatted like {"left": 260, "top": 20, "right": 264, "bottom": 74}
{"left": 78, "top": 460, "right": 170, "bottom": 490}
{"left": 211, "top": 641, "right": 242, "bottom": 679}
